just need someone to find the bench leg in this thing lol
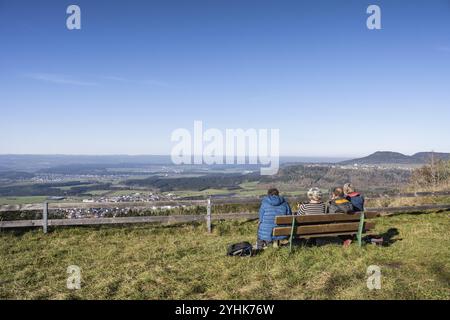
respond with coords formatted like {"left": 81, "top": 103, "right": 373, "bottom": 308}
{"left": 357, "top": 211, "right": 365, "bottom": 247}
{"left": 289, "top": 216, "right": 296, "bottom": 253}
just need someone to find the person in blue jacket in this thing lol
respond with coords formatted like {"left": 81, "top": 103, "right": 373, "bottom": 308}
{"left": 256, "top": 188, "right": 292, "bottom": 249}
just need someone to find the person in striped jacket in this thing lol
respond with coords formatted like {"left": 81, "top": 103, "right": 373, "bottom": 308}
{"left": 297, "top": 187, "right": 327, "bottom": 215}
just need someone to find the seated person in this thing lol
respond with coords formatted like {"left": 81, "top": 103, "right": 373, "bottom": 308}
{"left": 328, "top": 187, "right": 354, "bottom": 213}
{"left": 343, "top": 183, "right": 365, "bottom": 212}
{"left": 256, "top": 188, "right": 292, "bottom": 249}
{"left": 297, "top": 187, "right": 326, "bottom": 215}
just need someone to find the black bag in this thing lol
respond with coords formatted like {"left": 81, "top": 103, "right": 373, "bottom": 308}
{"left": 329, "top": 199, "right": 354, "bottom": 214}
{"left": 337, "top": 201, "right": 354, "bottom": 213}
{"left": 227, "top": 242, "right": 253, "bottom": 257}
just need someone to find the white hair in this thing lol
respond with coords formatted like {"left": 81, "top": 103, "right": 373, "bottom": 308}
{"left": 307, "top": 187, "right": 322, "bottom": 201}
{"left": 343, "top": 183, "right": 354, "bottom": 194}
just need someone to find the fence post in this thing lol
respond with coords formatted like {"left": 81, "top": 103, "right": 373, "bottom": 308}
{"left": 43, "top": 201, "right": 48, "bottom": 234}
{"left": 206, "top": 197, "right": 211, "bottom": 233}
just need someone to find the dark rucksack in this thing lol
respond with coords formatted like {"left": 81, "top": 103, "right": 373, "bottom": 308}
{"left": 330, "top": 198, "right": 354, "bottom": 214}
{"left": 338, "top": 201, "right": 354, "bottom": 213}
{"left": 227, "top": 242, "right": 253, "bottom": 257}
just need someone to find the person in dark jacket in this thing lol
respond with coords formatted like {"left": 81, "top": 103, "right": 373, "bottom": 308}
{"left": 256, "top": 188, "right": 292, "bottom": 249}
{"left": 343, "top": 183, "right": 365, "bottom": 212}
{"left": 328, "top": 187, "right": 354, "bottom": 213}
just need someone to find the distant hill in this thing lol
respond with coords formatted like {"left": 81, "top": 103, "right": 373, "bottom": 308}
{"left": 340, "top": 151, "right": 450, "bottom": 165}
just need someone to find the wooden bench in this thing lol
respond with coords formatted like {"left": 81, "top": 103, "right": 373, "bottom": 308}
{"left": 273, "top": 211, "right": 379, "bottom": 252}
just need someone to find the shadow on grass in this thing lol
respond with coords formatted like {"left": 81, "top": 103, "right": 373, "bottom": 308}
{"left": 371, "top": 227, "right": 402, "bottom": 247}
{"left": 56, "top": 221, "right": 207, "bottom": 232}
{"left": 0, "top": 227, "right": 39, "bottom": 236}
{"left": 257, "top": 227, "right": 403, "bottom": 251}
{"left": 428, "top": 262, "right": 450, "bottom": 287}
{"left": 386, "top": 208, "right": 450, "bottom": 217}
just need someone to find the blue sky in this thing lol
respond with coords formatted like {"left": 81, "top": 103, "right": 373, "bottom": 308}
{"left": 1, "top": 0, "right": 449, "bottom": 157}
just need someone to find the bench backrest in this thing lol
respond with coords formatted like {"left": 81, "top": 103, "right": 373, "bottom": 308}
{"left": 273, "top": 211, "right": 378, "bottom": 238}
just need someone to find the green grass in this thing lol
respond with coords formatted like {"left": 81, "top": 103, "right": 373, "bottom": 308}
{"left": 236, "top": 182, "right": 328, "bottom": 198}
{"left": 0, "top": 196, "right": 49, "bottom": 205}
{"left": 168, "top": 182, "right": 314, "bottom": 198}
{"left": 85, "top": 190, "right": 111, "bottom": 196}
{"left": 366, "top": 195, "right": 450, "bottom": 208}
{"left": 105, "top": 189, "right": 153, "bottom": 197}
{"left": 0, "top": 211, "right": 449, "bottom": 299}
{"left": 239, "top": 181, "right": 259, "bottom": 189}
{"left": 167, "top": 189, "right": 233, "bottom": 198}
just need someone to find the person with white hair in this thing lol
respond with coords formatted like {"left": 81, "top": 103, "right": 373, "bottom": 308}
{"left": 297, "top": 187, "right": 327, "bottom": 215}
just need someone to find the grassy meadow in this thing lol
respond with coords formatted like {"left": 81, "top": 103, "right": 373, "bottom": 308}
{"left": 0, "top": 210, "right": 449, "bottom": 300}
{"left": 0, "top": 196, "right": 50, "bottom": 205}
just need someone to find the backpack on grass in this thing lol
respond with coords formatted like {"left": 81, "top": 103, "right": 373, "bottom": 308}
{"left": 227, "top": 242, "right": 253, "bottom": 257}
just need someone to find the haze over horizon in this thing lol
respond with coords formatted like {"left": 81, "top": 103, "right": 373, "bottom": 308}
{"left": 0, "top": 150, "right": 449, "bottom": 159}
{"left": 1, "top": 0, "right": 450, "bottom": 156}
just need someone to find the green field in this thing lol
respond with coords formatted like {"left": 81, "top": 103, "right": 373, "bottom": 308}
{"left": 1, "top": 211, "right": 449, "bottom": 299}
{"left": 166, "top": 189, "right": 234, "bottom": 198}
{"left": 0, "top": 196, "right": 49, "bottom": 205}
{"left": 84, "top": 190, "right": 110, "bottom": 196}
{"left": 105, "top": 189, "right": 153, "bottom": 197}
{"left": 167, "top": 182, "right": 315, "bottom": 199}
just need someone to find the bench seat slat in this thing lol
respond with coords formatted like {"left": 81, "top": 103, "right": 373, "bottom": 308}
{"left": 273, "top": 221, "right": 375, "bottom": 237}
{"left": 292, "top": 230, "right": 375, "bottom": 239}
{"left": 275, "top": 211, "right": 378, "bottom": 225}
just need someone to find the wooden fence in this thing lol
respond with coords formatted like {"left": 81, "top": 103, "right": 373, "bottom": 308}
{"left": 1, "top": 199, "right": 449, "bottom": 233}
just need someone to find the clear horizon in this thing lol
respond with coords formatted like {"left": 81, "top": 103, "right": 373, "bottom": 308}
{"left": 0, "top": 150, "right": 448, "bottom": 158}
{"left": 1, "top": 0, "right": 450, "bottom": 156}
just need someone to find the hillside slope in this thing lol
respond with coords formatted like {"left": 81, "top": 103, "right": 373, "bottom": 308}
{"left": 340, "top": 151, "right": 450, "bottom": 165}
{"left": 263, "top": 164, "right": 411, "bottom": 193}
{"left": 1, "top": 212, "right": 449, "bottom": 299}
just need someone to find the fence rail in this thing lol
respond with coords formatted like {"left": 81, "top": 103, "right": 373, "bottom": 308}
{"left": 1, "top": 200, "right": 449, "bottom": 233}
{"left": 0, "top": 200, "right": 208, "bottom": 212}
{"left": 0, "top": 212, "right": 259, "bottom": 229}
